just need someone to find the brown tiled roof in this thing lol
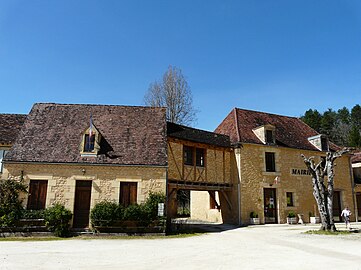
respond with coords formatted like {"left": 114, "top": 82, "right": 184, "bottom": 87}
{"left": 215, "top": 108, "right": 340, "bottom": 151}
{"left": 167, "top": 122, "right": 231, "bottom": 148}
{"left": 351, "top": 152, "right": 361, "bottom": 164}
{"left": 0, "top": 114, "right": 27, "bottom": 145}
{"left": 5, "top": 103, "right": 167, "bottom": 166}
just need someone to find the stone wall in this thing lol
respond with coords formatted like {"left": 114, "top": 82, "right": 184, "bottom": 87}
{"left": 5, "top": 163, "right": 167, "bottom": 226}
{"left": 238, "top": 144, "right": 355, "bottom": 224}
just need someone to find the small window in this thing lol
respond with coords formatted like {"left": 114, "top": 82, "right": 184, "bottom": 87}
{"left": 0, "top": 150, "right": 9, "bottom": 173}
{"left": 266, "top": 130, "right": 274, "bottom": 144}
{"left": 27, "top": 180, "right": 48, "bottom": 210}
{"left": 119, "top": 182, "right": 137, "bottom": 207}
{"left": 265, "top": 152, "right": 276, "bottom": 172}
{"left": 286, "top": 192, "right": 294, "bottom": 207}
{"left": 184, "top": 146, "right": 194, "bottom": 166}
{"left": 84, "top": 134, "right": 95, "bottom": 152}
{"left": 196, "top": 148, "right": 205, "bottom": 167}
{"left": 321, "top": 137, "right": 328, "bottom": 151}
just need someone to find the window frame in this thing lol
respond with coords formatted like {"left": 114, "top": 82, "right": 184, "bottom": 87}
{"left": 286, "top": 192, "right": 294, "bottom": 207}
{"left": 83, "top": 134, "right": 96, "bottom": 153}
{"left": 196, "top": 148, "right": 205, "bottom": 167}
{"left": 265, "top": 152, "right": 276, "bottom": 172}
{"left": 0, "top": 150, "right": 8, "bottom": 173}
{"left": 265, "top": 130, "right": 274, "bottom": 144}
{"left": 27, "top": 180, "right": 48, "bottom": 210}
{"left": 119, "top": 182, "right": 138, "bottom": 207}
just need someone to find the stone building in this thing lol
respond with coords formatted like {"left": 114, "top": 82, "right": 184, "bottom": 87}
{"left": 0, "top": 113, "right": 26, "bottom": 180}
{"left": 213, "top": 108, "right": 355, "bottom": 225}
{"left": 352, "top": 152, "right": 361, "bottom": 221}
{"left": 166, "top": 122, "right": 235, "bottom": 224}
{"left": 4, "top": 103, "right": 168, "bottom": 228}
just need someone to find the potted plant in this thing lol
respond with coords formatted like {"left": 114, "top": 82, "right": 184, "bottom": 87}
{"left": 249, "top": 211, "right": 260, "bottom": 225}
{"left": 286, "top": 211, "right": 297, "bottom": 224}
{"left": 308, "top": 212, "right": 320, "bottom": 224}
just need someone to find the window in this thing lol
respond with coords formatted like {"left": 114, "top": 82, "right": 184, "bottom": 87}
{"left": 286, "top": 192, "right": 294, "bottom": 207}
{"left": 265, "top": 152, "right": 276, "bottom": 172}
{"left": 196, "top": 148, "right": 205, "bottom": 167}
{"left": 27, "top": 180, "right": 48, "bottom": 210}
{"left": 83, "top": 134, "right": 95, "bottom": 152}
{"left": 266, "top": 130, "right": 274, "bottom": 144}
{"left": 184, "top": 146, "right": 194, "bottom": 165}
{"left": 321, "top": 137, "right": 328, "bottom": 151}
{"left": 119, "top": 182, "right": 137, "bottom": 207}
{"left": 0, "top": 150, "right": 9, "bottom": 173}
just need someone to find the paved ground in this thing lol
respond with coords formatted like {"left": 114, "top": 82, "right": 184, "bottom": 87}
{"left": 1, "top": 223, "right": 361, "bottom": 270}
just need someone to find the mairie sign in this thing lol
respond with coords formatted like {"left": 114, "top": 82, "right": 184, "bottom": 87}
{"left": 290, "top": 168, "right": 311, "bottom": 176}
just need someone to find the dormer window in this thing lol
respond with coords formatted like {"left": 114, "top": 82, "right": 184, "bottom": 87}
{"left": 80, "top": 123, "right": 101, "bottom": 156}
{"left": 253, "top": 124, "right": 276, "bottom": 145}
{"left": 84, "top": 134, "right": 95, "bottom": 152}
{"left": 308, "top": 134, "right": 329, "bottom": 152}
{"left": 266, "top": 130, "right": 274, "bottom": 144}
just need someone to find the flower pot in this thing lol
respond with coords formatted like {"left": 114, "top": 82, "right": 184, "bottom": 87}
{"left": 287, "top": 217, "right": 297, "bottom": 224}
{"left": 250, "top": 218, "right": 260, "bottom": 225}
{"left": 310, "top": 217, "right": 320, "bottom": 224}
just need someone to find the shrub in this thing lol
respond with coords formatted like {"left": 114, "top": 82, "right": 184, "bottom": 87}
{"left": 43, "top": 204, "right": 72, "bottom": 237}
{"left": 90, "top": 201, "right": 124, "bottom": 226}
{"left": 21, "top": 209, "right": 45, "bottom": 219}
{"left": 123, "top": 204, "right": 145, "bottom": 221}
{"left": 287, "top": 211, "right": 296, "bottom": 218}
{"left": 143, "top": 192, "right": 166, "bottom": 220}
{"left": 250, "top": 211, "right": 258, "bottom": 218}
{"left": 0, "top": 179, "right": 27, "bottom": 227}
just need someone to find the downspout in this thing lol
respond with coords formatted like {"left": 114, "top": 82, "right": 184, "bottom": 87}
{"left": 233, "top": 108, "right": 242, "bottom": 226}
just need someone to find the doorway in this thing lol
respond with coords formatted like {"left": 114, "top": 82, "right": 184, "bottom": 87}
{"left": 264, "top": 188, "right": 277, "bottom": 224}
{"left": 73, "top": 180, "right": 92, "bottom": 228}
{"left": 333, "top": 191, "right": 341, "bottom": 222}
{"left": 357, "top": 193, "right": 361, "bottom": 221}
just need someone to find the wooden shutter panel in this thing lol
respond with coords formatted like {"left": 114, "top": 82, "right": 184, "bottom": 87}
{"left": 27, "top": 180, "right": 48, "bottom": 210}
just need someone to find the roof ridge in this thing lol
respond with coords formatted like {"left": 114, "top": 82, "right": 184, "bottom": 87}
{"left": 33, "top": 102, "right": 166, "bottom": 109}
{"left": 234, "top": 107, "right": 300, "bottom": 119}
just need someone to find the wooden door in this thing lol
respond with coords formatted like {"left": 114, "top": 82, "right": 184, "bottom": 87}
{"left": 264, "top": 188, "right": 277, "bottom": 224}
{"left": 356, "top": 193, "right": 361, "bottom": 221}
{"left": 73, "top": 181, "right": 92, "bottom": 228}
{"left": 119, "top": 182, "right": 137, "bottom": 207}
{"left": 333, "top": 191, "right": 341, "bottom": 222}
{"left": 27, "top": 180, "right": 48, "bottom": 210}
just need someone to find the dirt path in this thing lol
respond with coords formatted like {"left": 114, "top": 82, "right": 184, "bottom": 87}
{"left": 1, "top": 223, "right": 361, "bottom": 270}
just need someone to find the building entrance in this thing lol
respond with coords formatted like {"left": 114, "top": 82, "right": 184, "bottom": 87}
{"left": 264, "top": 188, "right": 277, "bottom": 224}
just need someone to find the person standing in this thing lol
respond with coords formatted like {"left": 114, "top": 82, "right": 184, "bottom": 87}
{"left": 341, "top": 206, "right": 352, "bottom": 229}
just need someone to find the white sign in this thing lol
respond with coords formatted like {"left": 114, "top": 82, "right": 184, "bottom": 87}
{"left": 158, "top": 203, "right": 164, "bottom": 217}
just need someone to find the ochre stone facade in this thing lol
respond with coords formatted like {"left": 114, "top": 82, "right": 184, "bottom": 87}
{"left": 6, "top": 163, "right": 167, "bottom": 226}
{"left": 236, "top": 144, "right": 354, "bottom": 224}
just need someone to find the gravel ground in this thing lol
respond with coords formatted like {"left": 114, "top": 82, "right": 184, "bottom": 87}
{"left": 1, "top": 223, "right": 361, "bottom": 270}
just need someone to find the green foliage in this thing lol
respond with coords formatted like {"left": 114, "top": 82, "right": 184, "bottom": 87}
{"left": 301, "top": 104, "right": 361, "bottom": 147}
{"left": 91, "top": 192, "right": 166, "bottom": 227}
{"left": 250, "top": 211, "right": 258, "bottom": 218}
{"left": 90, "top": 201, "right": 124, "bottom": 226}
{"left": 43, "top": 204, "right": 72, "bottom": 237}
{"left": 0, "top": 179, "right": 27, "bottom": 227}
{"left": 20, "top": 209, "right": 45, "bottom": 219}
{"left": 287, "top": 211, "right": 296, "bottom": 218}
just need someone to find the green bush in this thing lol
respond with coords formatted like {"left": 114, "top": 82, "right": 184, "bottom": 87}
{"left": 287, "top": 211, "right": 296, "bottom": 218}
{"left": 0, "top": 179, "right": 27, "bottom": 227}
{"left": 250, "top": 211, "right": 258, "bottom": 218}
{"left": 143, "top": 192, "right": 166, "bottom": 220}
{"left": 90, "top": 201, "right": 124, "bottom": 226}
{"left": 20, "top": 209, "right": 45, "bottom": 219}
{"left": 43, "top": 204, "right": 72, "bottom": 237}
{"left": 123, "top": 204, "right": 145, "bottom": 221}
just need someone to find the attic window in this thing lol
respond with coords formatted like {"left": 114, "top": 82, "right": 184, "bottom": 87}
{"left": 84, "top": 134, "right": 95, "bottom": 152}
{"left": 266, "top": 130, "right": 274, "bottom": 144}
{"left": 321, "top": 137, "right": 329, "bottom": 151}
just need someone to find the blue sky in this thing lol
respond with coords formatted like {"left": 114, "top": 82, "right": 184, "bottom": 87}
{"left": 1, "top": 1, "right": 361, "bottom": 131}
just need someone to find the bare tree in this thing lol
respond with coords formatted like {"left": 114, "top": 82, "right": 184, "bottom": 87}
{"left": 301, "top": 148, "right": 351, "bottom": 231}
{"left": 144, "top": 66, "right": 197, "bottom": 126}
